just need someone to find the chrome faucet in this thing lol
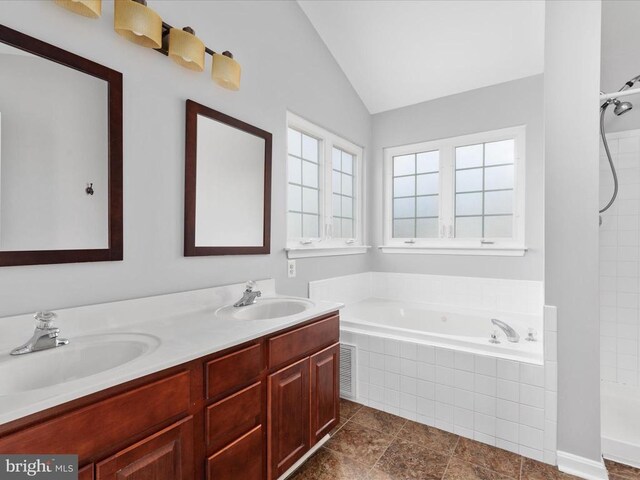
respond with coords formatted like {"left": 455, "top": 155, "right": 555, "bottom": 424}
{"left": 234, "top": 281, "right": 262, "bottom": 307}
{"left": 11, "top": 311, "right": 69, "bottom": 355}
{"left": 491, "top": 318, "right": 520, "bottom": 343}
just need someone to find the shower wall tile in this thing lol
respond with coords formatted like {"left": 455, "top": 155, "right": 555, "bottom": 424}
{"left": 600, "top": 129, "right": 640, "bottom": 388}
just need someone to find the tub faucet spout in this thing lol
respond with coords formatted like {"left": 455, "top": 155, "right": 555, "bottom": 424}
{"left": 491, "top": 318, "right": 520, "bottom": 343}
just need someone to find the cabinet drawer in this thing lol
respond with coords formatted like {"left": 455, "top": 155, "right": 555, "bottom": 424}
{"left": 206, "top": 381, "right": 262, "bottom": 453}
{"left": 267, "top": 315, "right": 339, "bottom": 369}
{"left": 0, "top": 371, "right": 191, "bottom": 459}
{"left": 206, "top": 343, "right": 263, "bottom": 400}
{"left": 207, "top": 425, "right": 263, "bottom": 480}
{"left": 96, "top": 416, "right": 194, "bottom": 480}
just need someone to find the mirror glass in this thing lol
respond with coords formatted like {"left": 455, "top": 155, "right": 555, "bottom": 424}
{"left": 0, "top": 42, "right": 109, "bottom": 251}
{"left": 185, "top": 100, "right": 272, "bottom": 256}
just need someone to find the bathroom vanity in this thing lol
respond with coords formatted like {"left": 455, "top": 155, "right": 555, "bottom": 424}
{"left": 0, "top": 281, "right": 341, "bottom": 480}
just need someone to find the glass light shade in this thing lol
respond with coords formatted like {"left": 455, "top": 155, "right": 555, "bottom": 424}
{"left": 211, "top": 52, "right": 241, "bottom": 91}
{"left": 168, "top": 28, "right": 205, "bottom": 72}
{"left": 55, "top": 0, "right": 101, "bottom": 18}
{"left": 114, "top": 0, "right": 162, "bottom": 49}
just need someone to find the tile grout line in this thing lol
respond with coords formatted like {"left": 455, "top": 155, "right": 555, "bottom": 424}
{"left": 364, "top": 417, "right": 409, "bottom": 477}
{"left": 439, "top": 435, "right": 461, "bottom": 480}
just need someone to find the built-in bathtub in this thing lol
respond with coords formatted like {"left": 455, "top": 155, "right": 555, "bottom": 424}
{"left": 310, "top": 272, "right": 557, "bottom": 465}
{"left": 341, "top": 298, "right": 543, "bottom": 365}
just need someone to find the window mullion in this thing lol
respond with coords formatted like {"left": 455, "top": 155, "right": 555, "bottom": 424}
{"left": 323, "top": 140, "right": 333, "bottom": 241}
{"left": 440, "top": 145, "right": 455, "bottom": 239}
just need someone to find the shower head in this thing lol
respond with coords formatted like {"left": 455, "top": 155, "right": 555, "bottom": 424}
{"left": 614, "top": 99, "right": 633, "bottom": 116}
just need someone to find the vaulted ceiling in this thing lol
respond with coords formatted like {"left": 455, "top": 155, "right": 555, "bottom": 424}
{"left": 298, "top": 1, "right": 545, "bottom": 114}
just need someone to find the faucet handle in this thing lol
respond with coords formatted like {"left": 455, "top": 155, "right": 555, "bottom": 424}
{"left": 245, "top": 280, "right": 257, "bottom": 292}
{"left": 34, "top": 311, "right": 57, "bottom": 329}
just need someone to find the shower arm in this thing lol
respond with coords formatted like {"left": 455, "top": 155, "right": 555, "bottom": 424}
{"left": 600, "top": 75, "right": 640, "bottom": 101}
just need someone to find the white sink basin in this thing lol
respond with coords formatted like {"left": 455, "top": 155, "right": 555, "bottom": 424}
{"left": 216, "top": 298, "right": 314, "bottom": 321}
{"left": 0, "top": 333, "right": 160, "bottom": 394}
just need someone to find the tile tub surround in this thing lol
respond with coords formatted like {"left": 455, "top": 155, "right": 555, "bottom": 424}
{"left": 0, "top": 279, "right": 342, "bottom": 426}
{"left": 599, "top": 130, "right": 640, "bottom": 387}
{"left": 289, "top": 398, "right": 582, "bottom": 480}
{"left": 309, "top": 273, "right": 555, "bottom": 465}
{"left": 309, "top": 272, "right": 544, "bottom": 317}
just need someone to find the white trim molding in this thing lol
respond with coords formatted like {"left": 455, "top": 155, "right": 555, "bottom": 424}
{"left": 379, "top": 245, "right": 527, "bottom": 256}
{"left": 556, "top": 451, "right": 609, "bottom": 480}
{"left": 285, "top": 245, "right": 370, "bottom": 259}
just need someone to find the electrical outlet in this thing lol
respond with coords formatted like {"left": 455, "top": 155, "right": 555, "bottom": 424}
{"left": 287, "top": 259, "right": 296, "bottom": 278}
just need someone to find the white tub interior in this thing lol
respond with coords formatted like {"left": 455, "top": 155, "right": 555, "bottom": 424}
{"left": 311, "top": 272, "right": 544, "bottom": 365}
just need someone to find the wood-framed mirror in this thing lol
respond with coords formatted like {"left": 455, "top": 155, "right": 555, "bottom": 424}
{"left": 0, "top": 25, "right": 123, "bottom": 267}
{"left": 184, "top": 100, "right": 272, "bottom": 256}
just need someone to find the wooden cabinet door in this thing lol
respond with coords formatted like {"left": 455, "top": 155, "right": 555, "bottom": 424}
{"left": 267, "top": 357, "right": 310, "bottom": 480}
{"left": 207, "top": 425, "right": 263, "bottom": 480}
{"left": 96, "top": 417, "right": 193, "bottom": 480}
{"left": 310, "top": 343, "right": 340, "bottom": 445}
{"left": 78, "top": 464, "right": 94, "bottom": 480}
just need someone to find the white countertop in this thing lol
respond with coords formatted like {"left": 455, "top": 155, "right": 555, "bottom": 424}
{"left": 0, "top": 279, "right": 343, "bottom": 426}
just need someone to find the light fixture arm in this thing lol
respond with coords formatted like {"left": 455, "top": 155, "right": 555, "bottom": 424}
{"left": 157, "top": 21, "right": 231, "bottom": 60}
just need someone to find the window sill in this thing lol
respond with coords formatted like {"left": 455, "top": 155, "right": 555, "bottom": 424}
{"left": 285, "top": 245, "right": 371, "bottom": 259}
{"left": 379, "top": 245, "right": 528, "bottom": 257}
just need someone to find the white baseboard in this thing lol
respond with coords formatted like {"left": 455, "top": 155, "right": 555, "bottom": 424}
{"left": 557, "top": 451, "right": 609, "bottom": 480}
{"left": 277, "top": 434, "right": 330, "bottom": 480}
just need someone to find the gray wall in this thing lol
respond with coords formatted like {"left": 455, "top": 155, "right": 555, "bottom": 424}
{"left": 601, "top": 0, "right": 640, "bottom": 133}
{"left": 545, "top": 0, "right": 602, "bottom": 463}
{"left": 0, "top": 0, "right": 372, "bottom": 317}
{"left": 369, "top": 75, "right": 544, "bottom": 280}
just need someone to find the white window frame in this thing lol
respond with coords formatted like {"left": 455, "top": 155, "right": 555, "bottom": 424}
{"left": 381, "top": 125, "right": 527, "bottom": 256}
{"left": 286, "top": 112, "right": 369, "bottom": 259}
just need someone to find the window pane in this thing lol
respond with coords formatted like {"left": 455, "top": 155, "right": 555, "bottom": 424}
{"left": 417, "top": 218, "right": 438, "bottom": 238}
{"left": 394, "top": 219, "right": 414, "bottom": 238}
{"left": 302, "top": 187, "right": 318, "bottom": 214}
{"left": 394, "top": 197, "right": 415, "bottom": 218}
{"left": 342, "top": 173, "right": 353, "bottom": 196}
{"left": 484, "top": 190, "right": 513, "bottom": 215}
{"left": 394, "top": 176, "right": 415, "bottom": 197}
{"left": 302, "top": 160, "right": 318, "bottom": 188}
{"left": 456, "top": 144, "right": 483, "bottom": 169}
{"left": 332, "top": 217, "right": 341, "bottom": 238}
{"left": 417, "top": 173, "right": 439, "bottom": 195}
{"left": 302, "top": 214, "right": 319, "bottom": 237}
{"left": 456, "top": 168, "right": 482, "bottom": 193}
{"left": 332, "top": 148, "right": 341, "bottom": 171}
{"left": 417, "top": 151, "right": 439, "bottom": 173}
{"left": 342, "top": 218, "right": 353, "bottom": 238}
{"left": 456, "top": 192, "right": 482, "bottom": 216}
{"left": 417, "top": 196, "right": 438, "bottom": 217}
{"left": 485, "top": 139, "right": 514, "bottom": 166}
{"left": 332, "top": 194, "right": 341, "bottom": 217}
{"left": 484, "top": 215, "right": 513, "bottom": 238}
{"left": 332, "top": 170, "right": 341, "bottom": 195}
{"left": 456, "top": 216, "right": 482, "bottom": 238}
{"left": 342, "top": 196, "right": 353, "bottom": 219}
{"left": 288, "top": 156, "right": 301, "bottom": 184}
{"left": 342, "top": 152, "right": 353, "bottom": 174}
{"left": 288, "top": 128, "right": 301, "bottom": 156}
{"left": 302, "top": 134, "right": 318, "bottom": 162}
{"left": 485, "top": 165, "right": 514, "bottom": 190}
{"left": 394, "top": 155, "right": 415, "bottom": 176}
{"left": 288, "top": 213, "right": 302, "bottom": 238}
{"left": 288, "top": 185, "right": 301, "bottom": 212}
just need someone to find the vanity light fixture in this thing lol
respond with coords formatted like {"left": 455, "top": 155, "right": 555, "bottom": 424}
{"left": 55, "top": 0, "right": 241, "bottom": 90}
{"left": 212, "top": 51, "right": 241, "bottom": 91}
{"left": 168, "top": 27, "right": 205, "bottom": 72}
{"left": 114, "top": 0, "right": 162, "bottom": 49}
{"left": 55, "top": 0, "right": 101, "bottom": 18}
